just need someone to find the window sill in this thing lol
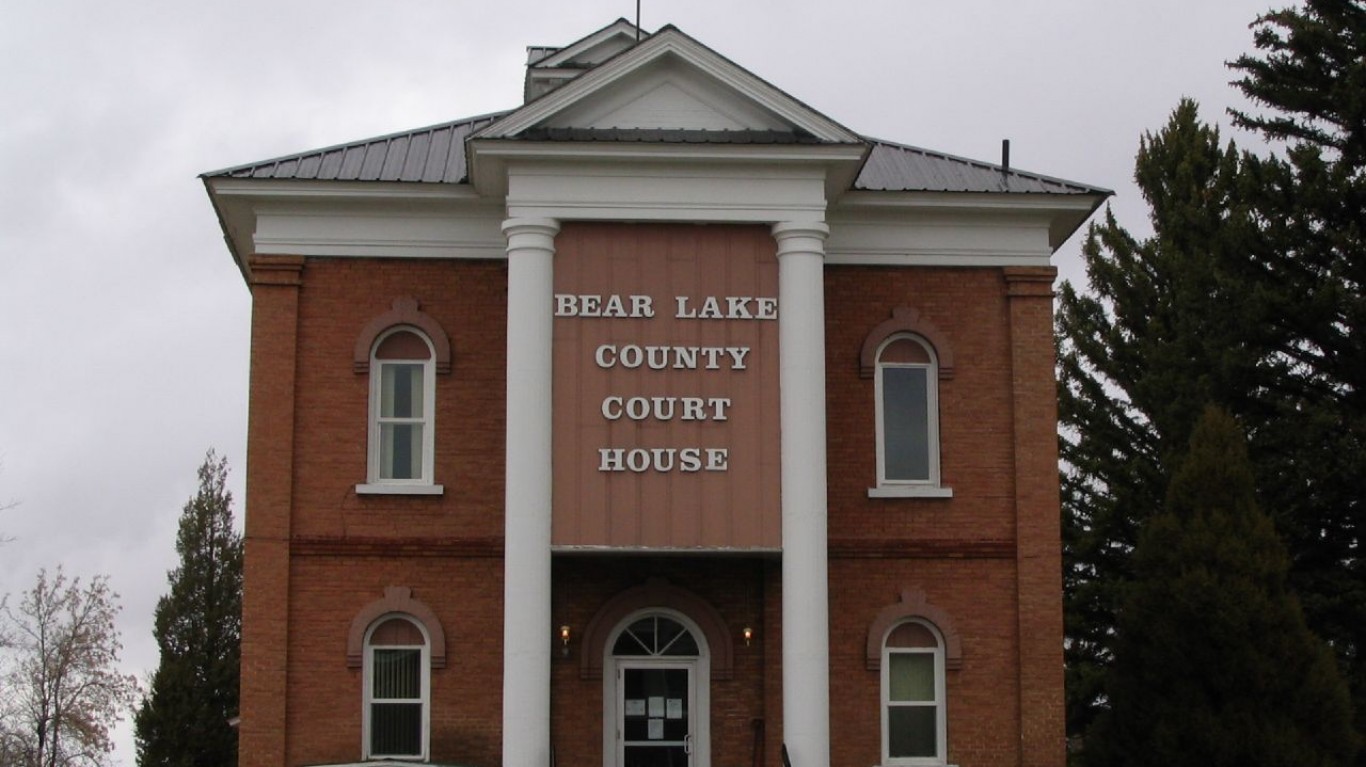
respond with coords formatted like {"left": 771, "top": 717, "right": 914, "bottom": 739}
{"left": 867, "top": 485, "right": 954, "bottom": 499}
{"left": 355, "top": 483, "right": 444, "bottom": 496}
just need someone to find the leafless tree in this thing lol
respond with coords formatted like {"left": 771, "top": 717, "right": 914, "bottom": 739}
{"left": 0, "top": 569, "right": 139, "bottom": 767}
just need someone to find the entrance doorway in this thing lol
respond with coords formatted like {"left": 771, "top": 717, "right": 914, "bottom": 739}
{"left": 606, "top": 613, "right": 709, "bottom": 767}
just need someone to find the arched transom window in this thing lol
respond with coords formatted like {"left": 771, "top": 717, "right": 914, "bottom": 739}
{"left": 364, "top": 615, "right": 430, "bottom": 759}
{"left": 875, "top": 334, "right": 942, "bottom": 489}
{"left": 368, "top": 327, "right": 436, "bottom": 487}
{"left": 612, "top": 614, "right": 700, "bottom": 657}
{"left": 881, "top": 620, "right": 946, "bottom": 765}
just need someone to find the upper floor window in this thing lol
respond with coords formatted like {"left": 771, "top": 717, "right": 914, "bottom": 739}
{"left": 873, "top": 334, "right": 946, "bottom": 496}
{"left": 881, "top": 620, "right": 946, "bottom": 765}
{"left": 364, "top": 615, "right": 430, "bottom": 760}
{"left": 365, "top": 327, "right": 437, "bottom": 492}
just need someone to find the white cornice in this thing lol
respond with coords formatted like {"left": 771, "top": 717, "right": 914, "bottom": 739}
{"left": 469, "top": 140, "right": 866, "bottom": 200}
{"left": 207, "top": 178, "right": 483, "bottom": 203}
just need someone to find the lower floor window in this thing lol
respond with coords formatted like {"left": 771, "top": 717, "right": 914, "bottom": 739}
{"left": 366, "top": 618, "right": 428, "bottom": 758}
{"left": 882, "top": 621, "right": 946, "bottom": 764}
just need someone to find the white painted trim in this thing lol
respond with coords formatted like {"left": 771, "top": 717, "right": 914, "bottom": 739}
{"left": 470, "top": 140, "right": 866, "bottom": 200}
{"left": 209, "top": 178, "right": 485, "bottom": 202}
{"left": 874, "top": 335, "right": 943, "bottom": 491}
{"left": 362, "top": 616, "right": 432, "bottom": 761}
{"left": 505, "top": 160, "right": 831, "bottom": 225}
{"left": 867, "top": 486, "right": 954, "bottom": 499}
{"left": 533, "top": 19, "right": 640, "bottom": 69}
{"left": 880, "top": 621, "right": 948, "bottom": 767}
{"left": 551, "top": 545, "right": 782, "bottom": 555}
{"left": 602, "top": 610, "right": 712, "bottom": 767}
{"left": 477, "top": 29, "right": 859, "bottom": 143}
{"left": 355, "top": 484, "right": 444, "bottom": 496}
{"left": 368, "top": 328, "right": 438, "bottom": 488}
{"left": 826, "top": 253, "right": 1053, "bottom": 268}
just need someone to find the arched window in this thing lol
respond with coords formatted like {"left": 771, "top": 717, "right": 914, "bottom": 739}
{"left": 874, "top": 334, "right": 943, "bottom": 492}
{"left": 881, "top": 620, "right": 946, "bottom": 765}
{"left": 364, "top": 615, "right": 430, "bottom": 760}
{"left": 366, "top": 327, "right": 437, "bottom": 491}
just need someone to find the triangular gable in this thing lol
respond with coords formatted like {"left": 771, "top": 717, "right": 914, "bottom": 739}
{"left": 524, "top": 18, "right": 643, "bottom": 102}
{"left": 487, "top": 25, "right": 862, "bottom": 144}
{"left": 531, "top": 18, "right": 642, "bottom": 70}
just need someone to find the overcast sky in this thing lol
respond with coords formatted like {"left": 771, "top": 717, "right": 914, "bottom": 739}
{"left": 0, "top": 0, "right": 1282, "bottom": 763}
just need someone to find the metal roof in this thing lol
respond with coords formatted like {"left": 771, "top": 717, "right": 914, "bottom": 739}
{"left": 854, "top": 139, "right": 1106, "bottom": 195}
{"left": 202, "top": 112, "right": 507, "bottom": 184}
{"left": 203, "top": 117, "right": 1107, "bottom": 197}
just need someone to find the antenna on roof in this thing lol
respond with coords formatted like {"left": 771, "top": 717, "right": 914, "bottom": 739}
{"left": 636, "top": 1, "right": 642, "bottom": 40}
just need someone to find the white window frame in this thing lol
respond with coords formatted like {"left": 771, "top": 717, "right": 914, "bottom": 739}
{"left": 870, "top": 334, "right": 951, "bottom": 498}
{"left": 602, "top": 609, "right": 711, "bottom": 767}
{"left": 880, "top": 620, "right": 947, "bottom": 767}
{"left": 357, "top": 326, "right": 441, "bottom": 495}
{"left": 362, "top": 614, "right": 431, "bottom": 761}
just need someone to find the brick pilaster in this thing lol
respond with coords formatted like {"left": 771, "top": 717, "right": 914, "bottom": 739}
{"left": 240, "top": 255, "right": 304, "bottom": 767}
{"left": 1005, "top": 266, "right": 1065, "bottom": 767}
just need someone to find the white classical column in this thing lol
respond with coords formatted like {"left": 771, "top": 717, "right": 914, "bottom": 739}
{"left": 773, "top": 221, "right": 832, "bottom": 767}
{"left": 501, "top": 217, "right": 559, "bottom": 767}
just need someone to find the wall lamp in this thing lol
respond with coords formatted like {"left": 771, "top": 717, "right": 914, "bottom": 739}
{"left": 559, "top": 625, "right": 572, "bottom": 657}
{"left": 742, "top": 626, "right": 754, "bottom": 647}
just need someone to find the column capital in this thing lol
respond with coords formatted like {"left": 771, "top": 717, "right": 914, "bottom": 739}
{"left": 771, "top": 221, "right": 830, "bottom": 254}
{"left": 502, "top": 217, "right": 560, "bottom": 246}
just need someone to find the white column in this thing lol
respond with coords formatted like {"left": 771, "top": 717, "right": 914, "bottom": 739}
{"left": 502, "top": 217, "right": 559, "bottom": 767}
{"left": 773, "top": 221, "right": 831, "bottom": 767}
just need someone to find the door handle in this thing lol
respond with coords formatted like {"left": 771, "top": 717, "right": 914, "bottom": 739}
{"left": 684, "top": 733, "right": 693, "bottom": 755}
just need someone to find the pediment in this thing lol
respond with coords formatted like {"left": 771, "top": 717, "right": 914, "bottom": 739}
{"left": 482, "top": 26, "right": 861, "bottom": 143}
{"left": 544, "top": 55, "right": 791, "bottom": 132}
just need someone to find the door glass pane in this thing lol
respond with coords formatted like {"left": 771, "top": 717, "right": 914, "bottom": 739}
{"left": 887, "top": 705, "right": 937, "bottom": 759}
{"left": 889, "top": 653, "right": 934, "bottom": 702}
{"left": 882, "top": 366, "right": 929, "bottom": 480}
{"left": 623, "top": 667, "right": 689, "bottom": 767}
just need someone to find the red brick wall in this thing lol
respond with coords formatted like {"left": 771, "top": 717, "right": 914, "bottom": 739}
{"left": 285, "top": 555, "right": 505, "bottom": 766}
{"left": 239, "top": 257, "right": 1064, "bottom": 767}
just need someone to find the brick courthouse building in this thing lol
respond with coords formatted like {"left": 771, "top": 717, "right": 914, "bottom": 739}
{"left": 205, "top": 19, "right": 1106, "bottom": 767}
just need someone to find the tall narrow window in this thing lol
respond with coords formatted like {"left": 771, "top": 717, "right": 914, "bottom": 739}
{"left": 365, "top": 616, "right": 429, "bottom": 759}
{"left": 882, "top": 621, "right": 946, "bottom": 765}
{"left": 875, "top": 334, "right": 941, "bottom": 489}
{"left": 368, "top": 327, "right": 436, "bottom": 488}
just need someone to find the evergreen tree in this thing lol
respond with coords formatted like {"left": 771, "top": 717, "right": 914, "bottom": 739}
{"left": 134, "top": 451, "right": 242, "bottom": 767}
{"left": 1057, "top": 99, "right": 1266, "bottom": 736}
{"left": 1085, "top": 407, "right": 1358, "bottom": 767}
{"left": 1226, "top": 2, "right": 1366, "bottom": 743}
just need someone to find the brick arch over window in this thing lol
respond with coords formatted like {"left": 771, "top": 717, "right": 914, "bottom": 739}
{"left": 866, "top": 589, "right": 962, "bottom": 670}
{"left": 346, "top": 586, "right": 447, "bottom": 668}
{"left": 859, "top": 307, "right": 954, "bottom": 380}
{"left": 580, "top": 577, "right": 733, "bottom": 680}
{"left": 353, "top": 296, "right": 452, "bottom": 374}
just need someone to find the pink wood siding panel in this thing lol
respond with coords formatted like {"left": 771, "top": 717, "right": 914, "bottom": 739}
{"left": 552, "top": 223, "right": 780, "bottom": 549}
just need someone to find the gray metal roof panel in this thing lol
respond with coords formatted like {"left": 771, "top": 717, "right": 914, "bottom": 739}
{"left": 855, "top": 139, "right": 1109, "bottom": 195}
{"left": 201, "top": 111, "right": 509, "bottom": 184}
{"left": 204, "top": 115, "right": 1107, "bottom": 197}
